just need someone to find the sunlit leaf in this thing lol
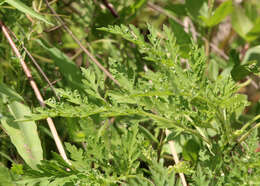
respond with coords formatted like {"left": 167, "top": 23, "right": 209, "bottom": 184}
{"left": 1, "top": 102, "right": 43, "bottom": 169}
{"left": 5, "top": 0, "right": 53, "bottom": 25}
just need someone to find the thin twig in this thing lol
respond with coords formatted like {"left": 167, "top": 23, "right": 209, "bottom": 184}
{"left": 44, "top": 0, "right": 121, "bottom": 87}
{"left": 43, "top": 78, "right": 62, "bottom": 91}
{"left": 6, "top": 28, "right": 60, "bottom": 100}
{"left": 44, "top": 24, "right": 62, "bottom": 32}
{"left": 22, "top": 46, "right": 60, "bottom": 100}
{"left": 0, "top": 21, "right": 70, "bottom": 165}
{"left": 147, "top": 2, "right": 229, "bottom": 60}
{"left": 166, "top": 129, "right": 187, "bottom": 186}
{"left": 102, "top": 0, "right": 119, "bottom": 18}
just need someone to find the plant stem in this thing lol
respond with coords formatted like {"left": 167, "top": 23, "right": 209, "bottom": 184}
{"left": 240, "top": 115, "right": 260, "bottom": 133}
{"left": 238, "top": 122, "right": 260, "bottom": 144}
{"left": 44, "top": 0, "right": 121, "bottom": 87}
{"left": 166, "top": 129, "right": 187, "bottom": 186}
{"left": 0, "top": 21, "right": 71, "bottom": 165}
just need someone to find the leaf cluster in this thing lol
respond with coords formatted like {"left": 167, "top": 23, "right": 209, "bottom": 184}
{"left": 18, "top": 24, "right": 260, "bottom": 184}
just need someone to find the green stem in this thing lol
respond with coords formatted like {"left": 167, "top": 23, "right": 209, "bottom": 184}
{"left": 233, "top": 114, "right": 260, "bottom": 139}
{"left": 238, "top": 122, "right": 260, "bottom": 144}
{"left": 240, "top": 115, "right": 260, "bottom": 132}
{"left": 138, "top": 111, "right": 211, "bottom": 144}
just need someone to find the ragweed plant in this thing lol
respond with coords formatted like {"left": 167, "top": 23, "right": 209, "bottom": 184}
{"left": 11, "top": 24, "right": 260, "bottom": 185}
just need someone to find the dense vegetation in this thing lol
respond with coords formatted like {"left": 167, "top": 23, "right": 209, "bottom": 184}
{"left": 0, "top": 0, "right": 260, "bottom": 185}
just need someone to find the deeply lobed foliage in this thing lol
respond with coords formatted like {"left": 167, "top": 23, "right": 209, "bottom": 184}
{"left": 12, "top": 24, "right": 259, "bottom": 185}
{"left": 1, "top": 0, "right": 260, "bottom": 185}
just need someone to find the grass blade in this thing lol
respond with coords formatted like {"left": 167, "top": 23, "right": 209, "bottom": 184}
{"left": 5, "top": 0, "right": 53, "bottom": 25}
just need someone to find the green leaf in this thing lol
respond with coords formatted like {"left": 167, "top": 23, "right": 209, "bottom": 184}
{"left": 11, "top": 163, "right": 24, "bottom": 175}
{"left": 130, "top": 0, "right": 147, "bottom": 14}
{"left": 165, "top": 3, "right": 187, "bottom": 17}
{"left": 231, "top": 65, "right": 249, "bottom": 81}
{"left": 173, "top": 161, "right": 193, "bottom": 175}
{"left": 231, "top": 5, "right": 253, "bottom": 40}
{"left": 1, "top": 101, "right": 43, "bottom": 169}
{"left": 200, "top": 0, "right": 233, "bottom": 27}
{"left": 0, "top": 164, "right": 14, "bottom": 186}
{"left": 231, "top": 61, "right": 259, "bottom": 81}
{"left": 242, "top": 45, "right": 260, "bottom": 65}
{"left": 229, "top": 49, "right": 240, "bottom": 66}
{"left": 182, "top": 138, "right": 200, "bottom": 162}
{"left": 36, "top": 39, "right": 84, "bottom": 91}
{"left": 185, "top": 0, "right": 207, "bottom": 20}
{"left": 0, "top": 83, "right": 23, "bottom": 102}
{"left": 5, "top": 0, "right": 53, "bottom": 25}
{"left": 148, "top": 160, "right": 176, "bottom": 185}
{"left": 230, "top": 49, "right": 259, "bottom": 81}
{"left": 245, "top": 18, "right": 260, "bottom": 41}
{"left": 169, "top": 19, "right": 191, "bottom": 57}
{"left": 138, "top": 125, "right": 159, "bottom": 144}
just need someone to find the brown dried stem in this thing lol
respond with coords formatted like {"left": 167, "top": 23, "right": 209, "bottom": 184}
{"left": 165, "top": 129, "right": 187, "bottom": 186}
{"left": 0, "top": 21, "right": 70, "bottom": 165}
{"left": 6, "top": 28, "right": 60, "bottom": 100}
{"left": 44, "top": 0, "right": 121, "bottom": 87}
{"left": 102, "top": 0, "right": 119, "bottom": 18}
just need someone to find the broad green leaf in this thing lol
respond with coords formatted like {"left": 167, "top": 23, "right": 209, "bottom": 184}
{"left": 0, "top": 100, "right": 43, "bottom": 169}
{"left": 182, "top": 138, "right": 200, "bottom": 162}
{"left": 36, "top": 40, "right": 84, "bottom": 91}
{"left": 5, "top": 0, "right": 53, "bottom": 25}
{"left": 231, "top": 61, "right": 259, "bottom": 81}
{"left": 231, "top": 5, "right": 253, "bottom": 40}
{"left": 0, "top": 83, "right": 23, "bottom": 102}
{"left": 229, "top": 49, "right": 240, "bottom": 66}
{"left": 245, "top": 18, "right": 260, "bottom": 41}
{"left": 169, "top": 19, "right": 191, "bottom": 57}
{"left": 0, "top": 165, "right": 14, "bottom": 186}
{"left": 165, "top": 3, "right": 187, "bottom": 17}
{"left": 230, "top": 49, "right": 259, "bottom": 81}
{"left": 242, "top": 45, "right": 260, "bottom": 65}
{"left": 185, "top": 0, "right": 207, "bottom": 20}
{"left": 201, "top": 0, "right": 233, "bottom": 27}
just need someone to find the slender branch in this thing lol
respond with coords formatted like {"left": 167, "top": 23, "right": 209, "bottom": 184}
{"left": 6, "top": 28, "right": 60, "bottom": 100}
{"left": 238, "top": 122, "right": 260, "bottom": 144}
{"left": 240, "top": 115, "right": 260, "bottom": 133}
{"left": 22, "top": 46, "right": 60, "bottom": 100}
{"left": 44, "top": 0, "right": 121, "bottom": 87}
{"left": 102, "top": 0, "right": 119, "bottom": 18}
{"left": 165, "top": 129, "right": 187, "bottom": 186}
{"left": 0, "top": 21, "right": 70, "bottom": 165}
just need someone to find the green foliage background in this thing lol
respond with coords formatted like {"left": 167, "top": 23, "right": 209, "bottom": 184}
{"left": 0, "top": 0, "right": 260, "bottom": 185}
